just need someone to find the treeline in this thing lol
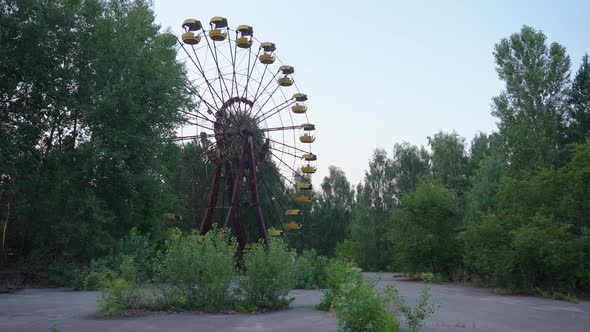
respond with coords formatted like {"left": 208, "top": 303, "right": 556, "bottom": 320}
{"left": 2, "top": 0, "right": 589, "bottom": 295}
{"left": 0, "top": 0, "right": 193, "bottom": 282}
{"left": 299, "top": 26, "right": 590, "bottom": 294}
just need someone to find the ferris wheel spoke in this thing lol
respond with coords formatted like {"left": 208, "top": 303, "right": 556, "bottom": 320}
{"left": 252, "top": 84, "right": 282, "bottom": 119}
{"left": 255, "top": 100, "right": 295, "bottom": 123}
{"left": 266, "top": 137, "right": 312, "bottom": 155}
{"left": 179, "top": 41, "right": 223, "bottom": 109}
{"left": 241, "top": 48, "right": 260, "bottom": 101}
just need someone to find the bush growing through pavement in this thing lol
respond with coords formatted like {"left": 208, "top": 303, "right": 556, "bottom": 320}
{"left": 239, "top": 238, "right": 296, "bottom": 310}
{"left": 293, "top": 249, "right": 329, "bottom": 289}
{"left": 334, "top": 279, "right": 399, "bottom": 332}
{"left": 156, "top": 228, "right": 238, "bottom": 311}
{"left": 319, "top": 259, "right": 363, "bottom": 311}
{"left": 386, "top": 276, "right": 439, "bottom": 332}
{"left": 96, "top": 255, "right": 144, "bottom": 316}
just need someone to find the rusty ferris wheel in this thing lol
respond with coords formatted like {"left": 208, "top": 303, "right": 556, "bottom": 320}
{"left": 174, "top": 17, "right": 317, "bottom": 249}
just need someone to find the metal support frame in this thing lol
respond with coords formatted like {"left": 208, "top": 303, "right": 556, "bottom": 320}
{"left": 199, "top": 133, "right": 269, "bottom": 249}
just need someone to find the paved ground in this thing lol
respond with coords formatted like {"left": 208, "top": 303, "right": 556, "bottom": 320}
{"left": 1, "top": 273, "right": 589, "bottom": 331}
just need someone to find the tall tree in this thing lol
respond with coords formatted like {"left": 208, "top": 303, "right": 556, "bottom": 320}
{"left": 351, "top": 149, "right": 395, "bottom": 270}
{"left": 306, "top": 166, "right": 354, "bottom": 256}
{"left": 566, "top": 54, "right": 590, "bottom": 145}
{"left": 1, "top": 0, "right": 190, "bottom": 274}
{"left": 391, "top": 142, "right": 430, "bottom": 199}
{"left": 428, "top": 131, "right": 469, "bottom": 196}
{"left": 492, "top": 25, "right": 571, "bottom": 173}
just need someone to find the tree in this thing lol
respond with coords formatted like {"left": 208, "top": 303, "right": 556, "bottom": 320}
{"left": 428, "top": 131, "right": 469, "bottom": 196}
{"left": 306, "top": 166, "right": 354, "bottom": 256}
{"left": 462, "top": 141, "right": 590, "bottom": 291}
{"left": 389, "top": 179, "right": 462, "bottom": 275}
{"left": 566, "top": 54, "right": 590, "bottom": 145}
{"left": 1, "top": 0, "right": 190, "bottom": 279}
{"left": 391, "top": 142, "right": 430, "bottom": 199}
{"left": 464, "top": 154, "right": 506, "bottom": 224}
{"left": 350, "top": 149, "right": 395, "bottom": 270}
{"left": 492, "top": 25, "right": 571, "bottom": 173}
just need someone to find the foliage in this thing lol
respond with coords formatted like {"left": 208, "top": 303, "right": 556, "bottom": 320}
{"left": 96, "top": 256, "right": 144, "bottom": 316}
{"left": 74, "top": 228, "right": 157, "bottom": 290}
{"left": 335, "top": 240, "right": 361, "bottom": 265}
{"left": 389, "top": 180, "right": 462, "bottom": 276}
{"left": 428, "top": 131, "right": 470, "bottom": 196}
{"left": 462, "top": 141, "right": 590, "bottom": 292}
{"left": 156, "top": 228, "right": 238, "bottom": 311}
{"left": 319, "top": 259, "right": 364, "bottom": 311}
{"left": 335, "top": 280, "right": 399, "bottom": 332}
{"left": 386, "top": 283, "right": 439, "bottom": 332}
{"left": 464, "top": 155, "right": 506, "bottom": 223}
{"left": 304, "top": 167, "right": 355, "bottom": 256}
{"left": 293, "top": 249, "right": 328, "bottom": 289}
{"left": 1, "top": 0, "right": 190, "bottom": 282}
{"left": 239, "top": 238, "right": 296, "bottom": 310}
{"left": 492, "top": 25, "right": 571, "bottom": 173}
{"left": 565, "top": 54, "right": 590, "bottom": 145}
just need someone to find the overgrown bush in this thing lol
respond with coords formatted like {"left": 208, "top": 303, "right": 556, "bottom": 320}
{"left": 239, "top": 238, "right": 296, "bottom": 310}
{"left": 293, "top": 249, "right": 329, "bottom": 289}
{"left": 155, "top": 229, "right": 238, "bottom": 311}
{"left": 335, "top": 240, "right": 361, "bottom": 265}
{"left": 74, "top": 228, "right": 158, "bottom": 290}
{"left": 335, "top": 280, "right": 399, "bottom": 332}
{"left": 319, "top": 259, "right": 363, "bottom": 311}
{"left": 96, "top": 256, "right": 145, "bottom": 316}
{"left": 386, "top": 280, "right": 439, "bottom": 332}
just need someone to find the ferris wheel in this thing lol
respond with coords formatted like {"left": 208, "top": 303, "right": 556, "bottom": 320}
{"left": 175, "top": 16, "right": 317, "bottom": 249}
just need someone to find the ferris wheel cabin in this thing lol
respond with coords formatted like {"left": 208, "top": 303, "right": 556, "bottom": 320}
{"left": 236, "top": 25, "right": 253, "bottom": 48}
{"left": 209, "top": 16, "right": 228, "bottom": 41}
{"left": 259, "top": 42, "right": 276, "bottom": 64}
{"left": 278, "top": 65, "right": 295, "bottom": 87}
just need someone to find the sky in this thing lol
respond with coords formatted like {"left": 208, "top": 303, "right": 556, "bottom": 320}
{"left": 153, "top": 0, "right": 590, "bottom": 186}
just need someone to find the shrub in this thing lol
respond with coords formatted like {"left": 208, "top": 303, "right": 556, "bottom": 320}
{"left": 335, "top": 280, "right": 399, "bottom": 332}
{"left": 74, "top": 228, "right": 157, "bottom": 290}
{"left": 319, "top": 259, "right": 363, "bottom": 311}
{"left": 335, "top": 240, "right": 361, "bottom": 265}
{"left": 240, "top": 238, "right": 296, "bottom": 310}
{"left": 293, "top": 249, "right": 328, "bottom": 289}
{"left": 96, "top": 256, "right": 144, "bottom": 316}
{"left": 156, "top": 229, "right": 238, "bottom": 311}
{"left": 386, "top": 283, "right": 438, "bottom": 332}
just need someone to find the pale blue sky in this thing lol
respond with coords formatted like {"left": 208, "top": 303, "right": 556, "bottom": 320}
{"left": 154, "top": 0, "right": 590, "bottom": 185}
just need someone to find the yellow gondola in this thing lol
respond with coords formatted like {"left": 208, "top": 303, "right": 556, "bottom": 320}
{"left": 301, "top": 165, "right": 317, "bottom": 174}
{"left": 300, "top": 134, "right": 315, "bottom": 143}
{"left": 209, "top": 16, "right": 228, "bottom": 41}
{"left": 209, "top": 29, "right": 227, "bottom": 41}
{"left": 181, "top": 32, "right": 201, "bottom": 45}
{"left": 182, "top": 19, "right": 202, "bottom": 31}
{"left": 268, "top": 228, "right": 284, "bottom": 236}
{"left": 300, "top": 123, "right": 315, "bottom": 131}
{"left": 278, "top": 65, "right": 294, "bottom": 86}
{"left": 284, "top": 223, "right": 302, "bottom": 230}
{"left": 292, "top": 105, "right": 307, "bottom": 114}
{"left": 296, "top": 183, "right": 313, "bottom": 190}
{"left": 301, "top": 153, "right": 317, "bottom": 161}
{"left": 259, "top": 42, "right": 276, "bottom": 64}
{"left": 285, "top": 209, "right": 302, "bottom": 216}
{"left": 295, "top": 195, "right": 312, "bottom": 203}
{"left": 292, "top": 93, "right": 307, "bottom": 102}
{"left": 278, "top": 77, "right": 294, "bottom": 86}
{"left": 236, "top": 25, "right": 253, "bottom": 48}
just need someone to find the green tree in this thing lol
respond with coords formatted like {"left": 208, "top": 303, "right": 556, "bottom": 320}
{"left": 428, "top": 131, "right": 469, "bottom": 196}
{"left": 565, "top": 54, "right": 590, "bottom": 145}
{"left": 492, "top": 25, "right": 571, "bottom": 173}
{"left": 1, "top": 0, "right": 190, "bottom": 280}
{"left": 464, "top": 155, "right": 506, "bottom": 224}
{"left": 307, "top": 166, "right": 354, "bottom": 256}
{"left": 389, "top": 180, "right": 461, "bottom": 275}
{"left": 351, "top": 149, "right": 395, "bottom": 270}
{"left": 391, "top": 142, "right": 430, "bottom": 199}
